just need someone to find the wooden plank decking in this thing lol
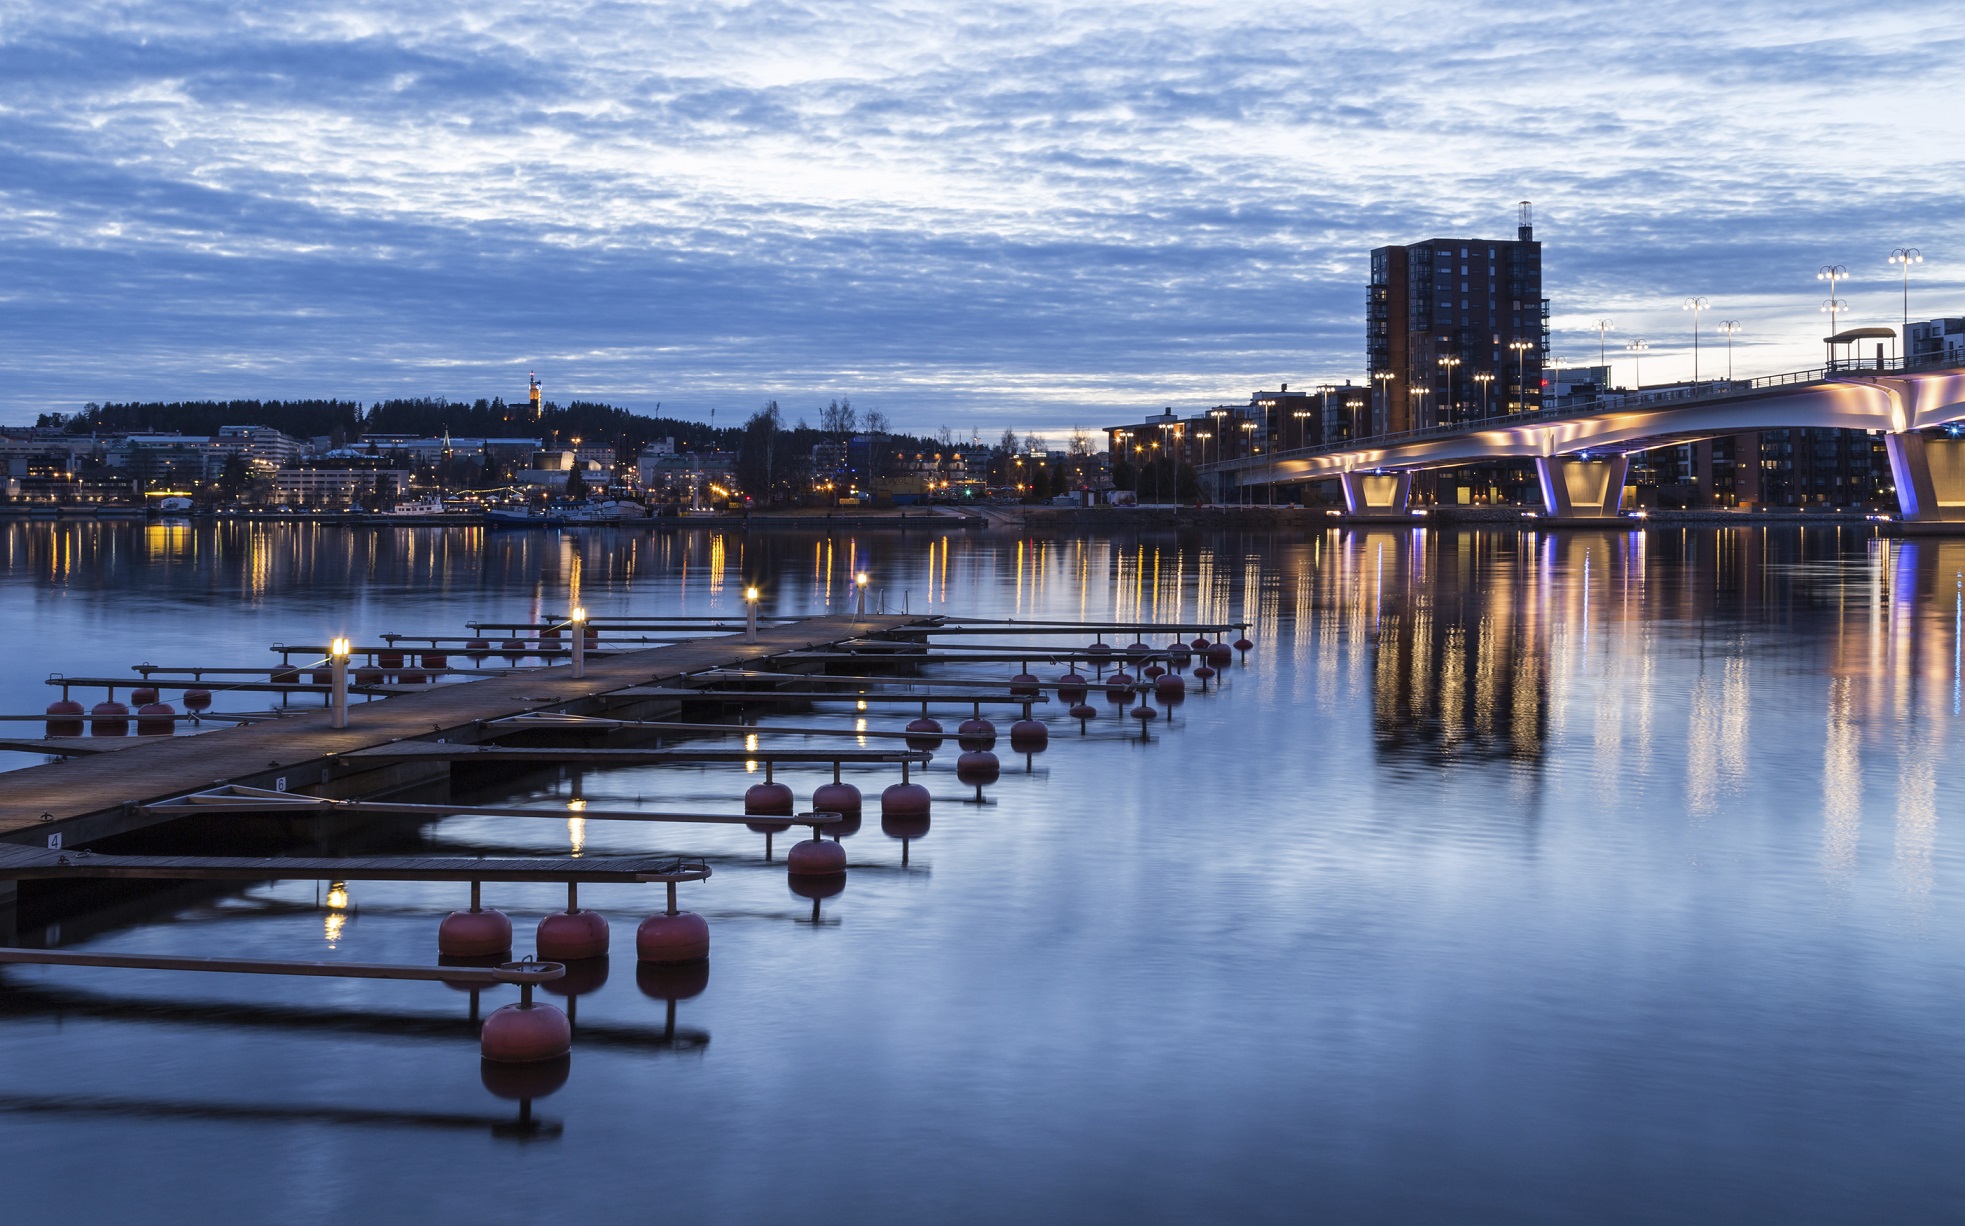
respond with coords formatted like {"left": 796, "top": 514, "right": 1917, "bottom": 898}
{"left": 0, "top": 614, "right": 922, "bottom": 847}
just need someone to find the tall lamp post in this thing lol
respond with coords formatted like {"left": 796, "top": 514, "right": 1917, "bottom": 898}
{"left": 1239, "top": 422, "right": 1254, "bottom": 504}
{"left": 1594, "top": 319, "right": 1614, "bottom": 371}
{"left": 1437, "top": 355, "right": 1461, "bottom": 425}
{"left": 1889, "top": 247, "right": 1922, "bottom": 364}
{"left": 1717, "top": 321, "right": 1742, "bottom": 381}
{"left": 1372, "top": 371, "right": 1395, "bottom": 435}
{"left": 1626, "top": 338, "right": 1649, "bottom": 392}
{"left": 1507, "top": 340, "right": 1533, "bottom": 413}
{"left": 1817, "top": 264, "right": 1849, "bottom": 367}
{"left": 1195, "top": 430, "right": 1212, "bottom": 503}
{"left": 1473, "top": 371, "right": 1494, "bottom": 418}
{"left": 1682, "top": 296, "right": 1709, "bottom": 384}
{"left": 1409, "top": 386, "right": 1430, "bottom": 432}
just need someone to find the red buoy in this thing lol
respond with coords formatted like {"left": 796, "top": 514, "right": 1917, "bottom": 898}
{"left": 1131, "top": 703, "right": 1158, "bottom": 721}
{"left": 312, "top": 669, "right": 332, "bottom": 686}
{"left": 1069, "top": 702, "right": 1098, "bottom": 721}
{"left": 956, "top": 750, "right": 1000, "bottom": 785}
{"left": 272, "top": 667, "right": 300, "bottom": 684}
{"left": 536, "top": 909, "right": 609, "bottom": 962}
{"left": 1010, "top": 672, "right": 1041, "bottom": 696}
{"left": 89, "top": 700, "right": 130, "bottom": 737}
{"left": 1190, "top": 637, "right": 1211, "bottom": 652}
{"left": 1234, "top": 637, "right": 1254, "bottom": 653}
{"left": 355, "top": 667, "right": 384, "bottom": 686}
{"left": 398, "top": 668, "right": 429, "bottom": 685}
{"left": 636, "top": 911, "right": 710, "bottom": 963}
{"left": 1193, "top": 664, "right": 1216, "bottom": 681}
{"left": 501, "top": 639, "right": 528, "bottom": 661}
{"left": 957, "top": 717, "right": 996, "bottom": 749}
{"left": 1086, "top": 641, "right": 1113, "bottom": 659}
{"left": 136, "top": 702, "right": 176, "bottom": 735}
{"left": 1009, "top": 719, "right": 1049, "bottom": 751}
{"left": 1143, "top": 664, "right": 1165, "bottom": 680}
{"left": 439, "top": 908, "right": 514, "bottom": 957}
{"left": 45, "top": 700, "right": 84, "bottom": 738}
{"left": 466, "top": 638, "right": 492, "bottom": 659}
{"left": 130, "top": 686, "right": 160, "bottom": 706}
{"left": 881, "top": 781, "right": 931, "bottom": 819}
{"left": 787, "top": 838, "right": 848, "bottom": 876}
{"left": 904, "top": 717, "right": 944, "bottom": 750}
{"left": 377, "top": 650, "right": 405, "bottom": 670}
{"left": 1206, "top": 643, "right": 1233, "bottom": 664}
{"left": 423, "top": 652, "right": 449, "bottom": 670}
{"left": 745, "top": 780, "right": 795, "bottom": 833}
{"left": 812, "top": 781, "right": 863, "bottom": 839}
{"left": 480, "top": 998, "right": 572, "bottom": 1063}
{"left": 1154, "top": 674, "right": 1186, "bottom": 700}
{"left": 182, "top": 688, "right": 212, "bottom": 712}
{"left": 1057, "top": 672, "right": 1088, "bottom": 700}
{"left": 1126, "top": 641, "right": 1150, "bottom": 659}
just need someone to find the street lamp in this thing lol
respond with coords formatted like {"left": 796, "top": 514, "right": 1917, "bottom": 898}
{"left": 1889, "top": 247, "right": 1922, "bottom": 363}
{"left": 1372, "top": 371, "right": 1395, "bottom": 435}
{"left": 1507, "top": 340, "right": 1534, "bottom": 413}
{"left": 1238, "top": 423, "right": 1253, "bottom": 504}
{"left": 1717, "top": 321, "right": 1742, "bottom": 381}
{"left": 328, "top": 636, "right": 351, "bottom": 729}
{"left": 1437, "top": 355, "right": 1461, "bottom": 423}
{"left": 1409, "top": 385, "right": 1430, "bottom": 431}
{"left": 1626, "top": 338, "right": 1649, "bottom": 392}
{"left": 1472, "top": 371, "right": 1494, "bottom": 418}
{"left": 1682, "top": 296, "right": 1709, "bottom": 384}
{"left": 744, "top": 586, "right": 759, "bottom": 643}
{"left": 1593, "top": 319, "right": 1614, "bottom": 371}
{"left": 1817, "top": 265, "right": 1849, "bottom": 366}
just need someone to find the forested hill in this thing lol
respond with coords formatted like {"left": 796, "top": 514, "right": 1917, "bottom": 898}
{"left": 39, "top": 397, "right": 751, "bottom": 452}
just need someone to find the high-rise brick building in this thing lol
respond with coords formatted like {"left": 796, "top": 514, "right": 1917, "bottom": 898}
{"left": 1367, "top": 204, "right": 1549, "bottom": 437}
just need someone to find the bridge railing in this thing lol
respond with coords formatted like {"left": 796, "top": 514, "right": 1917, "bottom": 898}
{"left": 1215, "top": 352, "right": 1953, "bottom": 474}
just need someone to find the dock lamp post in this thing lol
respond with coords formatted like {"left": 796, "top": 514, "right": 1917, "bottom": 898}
{"left": 1626, "top": 338, "right": 1649, "bottom": 392}
{"left": 1889, "top": 248, "right": 1922, "bottom": 362}
{"left": 569, "top": 607, "right": 586, "bottom": 679}
{"left": 1682, "top": 296, "right": 1709, "bottom": 384}
{"left": 744, "top": 587, "right": 760, "bottom": 643}
{"left": 1717, "top": 321, "right": 1742, "bottom": 381}
{"left": 855, "top": 571, "right": 869, "bottom": 616}
{"left": 1817, "top": 264, "right": 1848, "bottom": 365}
{"left": 328, "top": 637, "right": 351, "bottom": 729}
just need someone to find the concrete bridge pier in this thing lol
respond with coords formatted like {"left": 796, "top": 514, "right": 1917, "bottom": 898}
{"left": 1534, "top": 455, "right": 1630, "bottom": 519}
{"left": 1339, "top": 471, "right": 1413, "bottom": 517}
{"left": 1885, "top": 433, "right": 1965, "bottom": 523}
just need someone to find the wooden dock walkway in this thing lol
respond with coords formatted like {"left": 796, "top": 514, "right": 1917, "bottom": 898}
{"left": 0, "top": 614, "right": 922, "bottom": 851}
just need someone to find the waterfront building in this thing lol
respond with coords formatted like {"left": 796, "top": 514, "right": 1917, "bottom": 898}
{"left": 273, "top": 464, "right": 411, "bottom": 508}
{"left": 1368, "top": 204, "right": 1547, "bottom": 435}
{"left": 1908, "top": 317, "right": 1965, "bottom": 367}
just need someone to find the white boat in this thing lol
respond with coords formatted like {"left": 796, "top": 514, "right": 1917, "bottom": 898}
{"left": 383, "top": 496, "right": 447, "bottom": 516}
{"left": 152, "top": 495, "right": 193, "bottom": 516}
{"left": 560, "top": 499, "right": 649, "bottom": 523}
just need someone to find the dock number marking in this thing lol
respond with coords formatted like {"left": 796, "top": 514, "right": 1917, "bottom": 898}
{"left": 275, "top": 777, "right": 288, "bottom": 792}
{"left": 46, "top": 833, "right": 61, "bottom": 850}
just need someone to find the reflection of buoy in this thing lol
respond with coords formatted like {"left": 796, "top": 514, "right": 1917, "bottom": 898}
{"left": 787, "top": 837, "right": 848, "bottom": 876}
{"left": 956, "top": 750, "right": 1000, "bottom": 785}
{"left": 539, "top": 956, "right": 610, "bottom": 997}
{"left": 635, "top": 959, "right": 710, "bottom": 1002}
{"left": 812, "top": 781, "right": 863, "bottom": 839}
{"left": 44, "top": 700, "right": 84, "bottom": 738}
{"left": 957, "top": 717, "right": 996, "bottom": 750}
{"left": 1009, "top": 719, "right": 1049, "bottom": 751}
{"left": 440, "top": 906, "right": 514, "bottom": 957}
{"left": 183, "top": 688, "right": 212, "bottom": 712}
{"left": 480, "top": 999, "right": 572, "bottom": 1063}
{"left": 136, "top": 701, "right": 176, "bottom": 735}
{"left": 905, "top": 717, "right": 944, "bottom": 750}
{"left": 536, "top": 910, "right": 609, "bottom": 962}
{"left": 745, "top": 781, "right": 795, "bottom": 834}
{"left": 881, "top": 781, "right": 931, "bottom": 819}
{"left": 481, "top": 1053, "right": 570, "bottom": 1100}
{"left": 636, "top": 911, "right": 710, "bottom": 963}
{"left": 1057, "top": 673, "right": 1087, "bottom": 700}
{"left": 439, "top": 951, "right": 507, "bottom": 993}
{"left": 90, "top": 700, "right": 130, "bottom": 737}
{"left": 790, "top": 871, "right": 846, "bottom": 901}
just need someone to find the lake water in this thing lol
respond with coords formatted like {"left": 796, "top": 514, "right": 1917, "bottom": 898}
{"left": 1, "top": 519, "right": 1962, "bottom": 1223}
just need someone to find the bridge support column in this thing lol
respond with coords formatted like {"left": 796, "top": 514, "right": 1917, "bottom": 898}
{"left": 1339, "top": 471, "right": 1412, "bottom": 517}
{"left": 1884, "top": 432, "right": 1965, "bottom": 522}
{"left": 1534, "top": 456, "right": 1630, "bottom": 519}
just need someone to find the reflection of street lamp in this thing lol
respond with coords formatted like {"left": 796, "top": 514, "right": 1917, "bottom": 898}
{"left": 1682, "top": 296, "right": 1709, "bottom": 383}
{"left": 328, "top": 636, "right": 351, "bottom": 729}
{"left": 1717, "top": 321, "right": 1742, "bottom": 381}
{"left": 569, "top": 606, "right": 586, "bottom": 679}
{"left": 744, "top": 586, "right": 759, "bottom": 643}
{"left": 1626, "top": 338, "right": 1649, "bottom": 391}
{"left": 855, "top": 571, "right": 869, "bottom": 616}
{"left": 1889, "top": 247, "right": 1922, "bottom": 363}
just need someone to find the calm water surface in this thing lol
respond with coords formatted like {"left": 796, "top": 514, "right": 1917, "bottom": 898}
{"left": 1, "top": 520, "right": 1962, "bottom": 1223}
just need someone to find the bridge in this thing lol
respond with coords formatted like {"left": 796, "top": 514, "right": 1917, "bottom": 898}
{"left": 1204, "top": 360, "right": 1965, "bottom": 523}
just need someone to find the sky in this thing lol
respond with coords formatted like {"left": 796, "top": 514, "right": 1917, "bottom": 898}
{"left": 2, "top": 0, "right": 1962, "bottom": 438}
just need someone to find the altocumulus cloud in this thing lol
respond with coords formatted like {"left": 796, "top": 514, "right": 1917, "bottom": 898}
{"left": 0, "top": 0, "right": 1961, "bottom": 433}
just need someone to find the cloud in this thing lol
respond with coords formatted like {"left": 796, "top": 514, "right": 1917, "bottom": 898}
{"left": 0, "top": 0, "right": 1960, "bottom": 432}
